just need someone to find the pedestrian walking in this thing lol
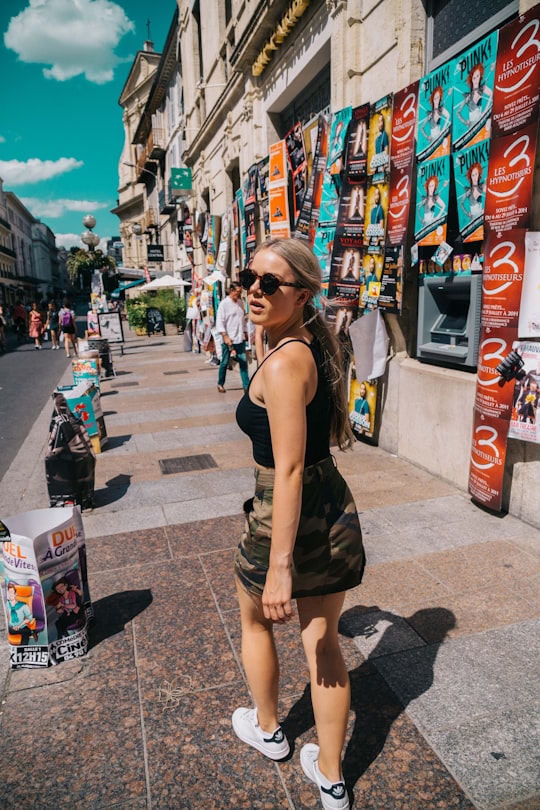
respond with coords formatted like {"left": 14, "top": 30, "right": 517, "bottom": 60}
{"left": 28, "top": 302, "right": 44, "bottom": 350}
{"left": 215, "top": 281, "right": 250, "bottom": 393}
{"left": 0, "top": 304, "right": 6, "bottom": 353}
{"left": 232, "top": 238, "right": 365, "bottom": 810}
{"left": 12, "top": 300, "right": 27, "bottom": 344}
{"left": 45, "top": 301, "right": 60, "bottom": 349}
{"left": 58, "top": 299, "right": 78, "bottom": 358}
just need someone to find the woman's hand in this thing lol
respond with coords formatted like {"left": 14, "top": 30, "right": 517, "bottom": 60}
{"left": 262, "top": 565, "right": 293, "bottom": 624}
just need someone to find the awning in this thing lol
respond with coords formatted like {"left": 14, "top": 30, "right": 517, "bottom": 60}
{"left": 111, "top": 278, "right": 147, "bottom": 298}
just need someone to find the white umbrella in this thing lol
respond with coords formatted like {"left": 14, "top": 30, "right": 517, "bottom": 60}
{"left": 141, "top": 274, "right": 191, "bottom": 290}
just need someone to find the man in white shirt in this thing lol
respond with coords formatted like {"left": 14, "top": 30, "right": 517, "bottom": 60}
{"left": 215, "top": 282, "right": 249, "bottom": 393}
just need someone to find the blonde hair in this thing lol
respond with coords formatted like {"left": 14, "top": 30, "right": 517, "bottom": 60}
{"left": 254, "top": 238, "right": 354, "bottom": 450}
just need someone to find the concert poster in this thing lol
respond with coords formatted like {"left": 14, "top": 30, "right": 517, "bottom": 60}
{"left": 492, "top": 6, "right": 540, "bottom": 137}
{"left": 481, "top": 228, "right": 526, "bottom": 331}
{"left": 451, "top": 30, "right": 498, "bottom": 150}
{"left": 345, "top": 103, "right": 370, "bottom": 180}
{"left": 416, "top": 62, "right": 453, "bottom": 162}
{"left": 285, "top": 121, "right": 308, "bottom": 225}
{"left": 359, "top": 251, "right": 384, "bottom": 313}
{"left": 475, "top": 325, "right": 517, "bottom": 422}
{"left": 367, "top": 95, "right": 392, "bottom": 180}
{"left": 348, "top": 366, "right": 377, "bottom": 441}
{"left": 414, "top": 155, "right": 450, "bottom": 246}
{"left": 484, "top": 122, "right": 538, "bottom": 233}
{"left": 453, "top": 138, "right": 490, "bottom": 242}
{"left": 336, "top": 178, "right": 366, "bottom": 243}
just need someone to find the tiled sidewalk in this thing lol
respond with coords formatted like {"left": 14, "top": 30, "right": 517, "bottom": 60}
{"left": 0, "top": 330, "right": 539, "bottom": 809}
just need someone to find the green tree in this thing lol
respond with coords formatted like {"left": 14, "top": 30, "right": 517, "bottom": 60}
{"left": 66, "top": 248, "right": 118, "bottom": 290}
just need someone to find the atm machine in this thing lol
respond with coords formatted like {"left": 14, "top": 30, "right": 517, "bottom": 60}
{"left": 416, "top": 273, "right": 483, "bottom": 371}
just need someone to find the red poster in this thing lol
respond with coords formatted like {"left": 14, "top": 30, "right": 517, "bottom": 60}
{"left": 468, "top": 411, "right": 510, "bottom": 511}
{"left": 492, "top": 6, "right": 540, "bottom": 137}
{"left": 475, "top": 326, "right": 516, "bottom": 420}
{"left": 484, "top": 123, "right": 538, "bottom": 233}
{"left": 481, "top": 228, "right": 526, "bottom": 329}
{"left": 390, "top": 82, "right": 419, "bottom": 170}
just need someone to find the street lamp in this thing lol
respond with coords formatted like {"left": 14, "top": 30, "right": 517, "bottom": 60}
{"left": 80, "top": 215, "right": 101, "bottom": 292}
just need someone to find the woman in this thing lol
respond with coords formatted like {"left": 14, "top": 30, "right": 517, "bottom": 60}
{"left": 58, "top": 298, "right": 78, "bottom": 358}
{"left": 233, "top": 238, "right": 365, "bottom": 810}
{"left": 418, "top": 175, "right": 446, "bottom": 226}
{"left": 456, "top": 63, "right": 493, "bottom": 127}
{"left": 45, "top": 301, "right": 60, "bottom": 349}
{"left": 28, "top": 301, "right": 44, "bottom": 349}
{"left": 421, "top": 85, "right": 451, "bottom": 143}
{"left": 460, "top": 162, "right": 486, "bottom": 220}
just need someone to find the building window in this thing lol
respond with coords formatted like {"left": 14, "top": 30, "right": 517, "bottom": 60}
{"left": 279, "top": 64, "right": 331, "bottom": 135}
{"left": 426, "top": 0, "right": 518, "bottom": 69}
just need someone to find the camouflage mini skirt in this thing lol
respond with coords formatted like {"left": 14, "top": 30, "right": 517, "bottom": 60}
{"left": 235, "top": 455, "right": 365, "bottom": 599}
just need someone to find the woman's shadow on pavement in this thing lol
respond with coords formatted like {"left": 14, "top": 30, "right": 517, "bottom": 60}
{"left": 282, "top": 605, "right": 456, "bottom": 797}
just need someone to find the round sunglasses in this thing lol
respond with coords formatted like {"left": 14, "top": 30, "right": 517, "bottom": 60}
{"left": 239, "top": 268, "right": 304, "bottom": 296}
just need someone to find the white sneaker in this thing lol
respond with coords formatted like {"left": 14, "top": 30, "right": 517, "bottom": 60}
{"left": 300, "top": 743, "right": 349, "bottom": 810}
{"left": 232, "top": 707, "right": 290, "bottom": 760}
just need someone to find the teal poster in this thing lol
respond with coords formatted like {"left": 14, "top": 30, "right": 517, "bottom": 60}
{"left": 416, "top": 62, "right": 453, "bottom": 162}
{"left": 414, "top": 155, "right": 450, "bottom": 245}
{"left": 453, "top": 139, "right": 490, "bottom": 243}
{"left": 452, "top": 31, "right": 498, "bottom": 150}
{"left": 319, "top": 107, "right": 352, "bottom": 226}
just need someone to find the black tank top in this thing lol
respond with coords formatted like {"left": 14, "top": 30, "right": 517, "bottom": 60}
{"left": 236, "top": 338, "right": 331, "bottom": 468}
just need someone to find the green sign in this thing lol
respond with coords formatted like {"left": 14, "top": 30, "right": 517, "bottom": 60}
{"left": 171, "top": 167, "right": 192, "bottom": 195}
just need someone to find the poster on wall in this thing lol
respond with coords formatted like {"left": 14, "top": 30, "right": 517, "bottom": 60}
{"left": 475, "top": 326, "right": 516, "bottom": 421}
{"left": 387, "top": 81, "right": 419, "bottom": 247}
{"left": 518, "top": 231, "right": 540, "bottom": 338}
{"left": 378, "top": 246, "right": 403, "bottom": 314}
{"left": 336, "top": 178, "right": 366, "bottom": 243}
{"left": 468, "top": 411, "right": 510, "bottom": 511}
{"left": 268, "top": 141, "right": 291, "bottom": 239}
{"left": 453, "top": 138, "right": 490, "bottom": 242}
{"left": 360, "top": 252, "right": 384, "bottom": 313}
{"left": 367, "top": 95, "right": 392, "bottom": 179}
{"left": 508, "top": 341, "right": 540, "bottom": 443}
{"left": 414, "top": 155, "right": 450, "bottom": 245}
{"left": 492, "top": 5, "right": 540, "bottom": 137}
{"left": 296, "top": 114, "right": 329, "bottom": 242}
{"left": 451, "top": 30, "right": 498, "bottom": 150}
{"left": 257, "top": 157, "right": 271, "bottom": 238}
{"left": 484, "top": 122, "right": 538, "bottom": 233}
{"left": 285, "top": 120, "right": 308, "bottom": 225}
{"left": 313, "top": 225, "right": 335, "bottom": 288}
{"left": 345, "top": 103, "right": 369, "bottom": 180}
{"left": 319, "top": 107, "right": 352, "bottom": 226}
{"left": 416, "top": 62, "right": 453, "bottom": 162}
{"left": 348, "top": 368, "right": 377, "bottom": 441}
{"left": 481, "top": 228, "right": 526, "bottom": 331}
{"left": 364, "top": 179, "right": 388, "bottom": 249}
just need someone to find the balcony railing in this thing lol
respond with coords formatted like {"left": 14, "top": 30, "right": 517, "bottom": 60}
{"left": 0, "top": 244, "right": 16, "bottom": 259}
{"left": 150, "top": 128, "right": 166, "bottom": 158}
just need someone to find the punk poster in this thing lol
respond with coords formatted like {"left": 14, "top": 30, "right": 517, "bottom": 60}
{"left": 484, "top": 122, "right": 538, "bottom": 234}
{"left": 451, "top": 31, "right": 498, "bottom": 150}
{"left": 319, "top": 107, "right": 352, "bottom": 226}
{"left": 508, "top": 342, "right": 540, "bottom": 443}
{"left": 492, "top": 6, "right": 540, "bottom": 138}
{"left": 414, "top": 155, "right": 450, "bottom": 245}
{"left": 453, "top": 138, "right": 490, "bottom": 242}
{"left": 367, "top": 95, "right": 392, "bottom": 179}
{"left": 518, "top": 231, "right": 540, "bottom": 339}
{"left": 416, "top": 61, "right": 453, "bottom": 162}
{"left": 285, "top": 120, "right": 307, "bottom": 225}
{"left": 345, "top": 103, "right": 369, "bottom": 180}
{"left": 387, "top": 81, "right": 419, "bottom": 247}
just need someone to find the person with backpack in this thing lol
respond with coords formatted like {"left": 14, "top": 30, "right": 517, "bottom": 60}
{"left": 59, "top": 299, "right": 78, "bottom": 358}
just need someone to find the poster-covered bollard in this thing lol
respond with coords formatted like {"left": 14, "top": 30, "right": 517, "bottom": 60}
{"left": 0, "top": 506, "right": 93, "bottom": 669}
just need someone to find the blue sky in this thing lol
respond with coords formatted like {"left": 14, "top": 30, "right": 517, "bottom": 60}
{"left": 0, "top": 0, "right": 175, "bottom": 251}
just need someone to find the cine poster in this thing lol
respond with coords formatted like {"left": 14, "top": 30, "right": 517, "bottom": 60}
{"left": 366, "top": 95, "right": 392, "bottom": 179}
{"left": 348, "top": 367, "right": 377, "bottom": 440}
{"left": 492, "top": 6, "right": 540, "bottom": 137}
{"left": 414, "top": 155, "right": 450, "bottom": 246}
{"left": 484, "top": 122, "right": 538, "bottom": 234}
{"left": 451, "top": 30, "right": 498, "bottom": 150}
{"left": 453, "top": 138, "right": 490, "bottom": 242}
{"left": 416, "top": 62, "right": 453, "bottom": 162}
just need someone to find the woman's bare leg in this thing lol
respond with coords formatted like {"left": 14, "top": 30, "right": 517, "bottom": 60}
{"left": 235, "top": 578, "right": 280, "bottom": 732}
{"left": 297, "top": 592, "right": 349, "bottom": 783}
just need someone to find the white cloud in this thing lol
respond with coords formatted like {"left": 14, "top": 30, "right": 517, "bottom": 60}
{"left": 0, "top": 135, "right": 5, "bottom": 144}
{"left": 0, "top": 157, "right": 83, "bottom": 185}
{"left": 4, "top": 0, "right": 135, "bottom": 84}
{"left": 56, "top": 232, "right": 110, "bottom": 251}
{"left": 20, "top": 197, "right": 110, "bottom": 218}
